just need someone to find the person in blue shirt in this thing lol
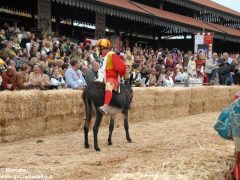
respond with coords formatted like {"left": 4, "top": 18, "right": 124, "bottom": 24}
{"left": 64, "top": 58, "right": 87, "bottom": 89}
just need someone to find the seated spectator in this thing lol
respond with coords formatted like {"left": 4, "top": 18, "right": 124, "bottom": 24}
{"left": 47, "top": 51, "right": 54, "bottom": 63}
{"left": 163, "top": 68, "right": 174, "bottom": 87}
{"left": 0, "top": 29, "right": 7, "bottom": 43}
{"left": 7, "top": 60, "right": 16, "bottom": 68}
{"left": 1, "top": 66, "right": 19, "bottom": 91}
{"left": 20, "top": 31, "right": 31, "bottom": 49}
{"left": 0, "top": 58, "right": 7, "bottom": 74}
{"left": 85, "top": 61, "right": 99, "bottom": 85}
{"left": 50, "top": 67, "right": 66, "bottom": 89}
{"left": 164, "top": 53, "right": 173, "bottom": 68}
{"left": 41, "top": 41, "right": 51, "bottom": 56}
{"left": 62, "top": 63, "right": 69, "bottom": 78}
{"left": 148, "top": 68, "right": 157, "bottom": 87}
{"left": 63, "top": 56, "right": 70, "bottom": 64}
{"left": 139, "top": 65, "right": 149, "bottom": 87}
{"left": 28, "top": 64, "right": 50, "bottom": 88}
{"left": 64, "top": 58, "right": 86, "bottom": 89}
{"left": 12, "top": 56, "right": 27, "bottom": 71}
{"left": 0, "top": 40, "right": 16, "bottom": 60}
{"left": 130, "top": 63, "right": 141, "bottom": 87}
{"left": 18, "top": 64, "right": 30, "bottom": 89}
{"left": 29, "top": 57, "right": 39, "bottom": 67}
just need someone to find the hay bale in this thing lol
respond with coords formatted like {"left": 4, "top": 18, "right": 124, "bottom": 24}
{"left": 44, "top": 89, "right": 84, "bottom": 117}
{"left": 2, "top": 117, "right": 45, "bottom": 142}
{"left": 188, "top": 87, "right": 210, "bottom": 115}
{"left": 171, "top": 87, "right": 191, "bottom": 117}
{"left": 0, "top": 86, "right": 239, "bottom": 143}
{"left": 0, "top": 90, "right": 44, "bottom": 121}
{"left": 45, "top": 114, "right": 82, "bottom": 135}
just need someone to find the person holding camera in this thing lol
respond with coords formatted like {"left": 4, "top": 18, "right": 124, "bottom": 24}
{"left": 50, "top": 67, "right": 66, "bottom": 89}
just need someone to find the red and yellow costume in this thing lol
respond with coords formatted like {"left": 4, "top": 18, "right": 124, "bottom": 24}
{"left": 102, "top": 49, "right": 126, "bottom": 91}
{"left": 97, "top": 39, "right": 126, "bottom": 113}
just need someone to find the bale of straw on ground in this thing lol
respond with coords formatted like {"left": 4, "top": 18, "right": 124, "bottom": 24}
{"left": 45, "top": 114, "right": 82, "bottom": 135}
{"left": 0, "top": 86, "right": 239, "bottom": 143}
{"left": 44, "top": 89, "right": 84, "bottom": 117}
{"left": 188, "top": 87, "right": 210, "bottom": 115}
{"left": 0, "top": 90, "right": 44, "bottom": 121}
{"left": 2, "top": 117, "right": 45, "bottom": 142}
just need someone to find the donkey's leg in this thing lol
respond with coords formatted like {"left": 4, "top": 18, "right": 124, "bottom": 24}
{"left": 93, "top": 111, "right": 103, "bottom": 151}
{"left": 84, "top": 99, "right": 92, "bottom": 148}
{"left": 123, "top": 110, "right": 132, "bottom": 143}
{"left": 108, "top": 115, "right": 115, "bottom": 145}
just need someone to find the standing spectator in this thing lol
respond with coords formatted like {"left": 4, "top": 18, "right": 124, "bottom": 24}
{"left": 183, "top": 51, "right": 193, "bottom": 69}
{"left": 1, "top": 66, "right": 19, "bottom": 91}
{"left": 187, "top": 56, "right": 197, "bottom": 77}
{"left": 13, "top": 22, "right": 20, "bottom": 34}
{"left": 85, "top": 61, "right": 99, "bottom": 85}
{"left": 218, "top": 52, "right": 234, "bottom": 85}
{"left": 64, "top": 58, "right": 86, "bottom": 89}
{"left": 205, "top": 52, "right": 218, "bottom": 83}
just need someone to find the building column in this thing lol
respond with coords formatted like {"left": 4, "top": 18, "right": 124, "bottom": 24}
{"left": 38, "top": 0, "right": 52, "bottom": 33}
{"left": 95, "top": 12, "right": 106, "bottom": 39}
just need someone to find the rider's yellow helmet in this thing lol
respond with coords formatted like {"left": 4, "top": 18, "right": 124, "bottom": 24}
{"left": 96, "top": 38, "right": 111, "bottom": 49}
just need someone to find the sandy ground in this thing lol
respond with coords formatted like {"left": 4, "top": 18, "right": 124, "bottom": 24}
{"left": 0, "top": 112, "right": 235, "bottom": 180}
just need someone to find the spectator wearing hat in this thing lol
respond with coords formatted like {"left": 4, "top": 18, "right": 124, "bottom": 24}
{"left": 64, "top": 58, "right": 86, "bottom": 89}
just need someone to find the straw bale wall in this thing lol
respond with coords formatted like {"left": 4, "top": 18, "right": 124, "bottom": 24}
{"left": 0, "top": 86, "right": 239, "bottom": 142}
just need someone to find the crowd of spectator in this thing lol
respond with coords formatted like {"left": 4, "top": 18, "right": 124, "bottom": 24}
{"left": 0, "top": 22, "right": 240, "bottom": 91}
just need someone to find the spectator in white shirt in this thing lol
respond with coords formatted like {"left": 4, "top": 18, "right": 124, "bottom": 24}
{"left": 163, "top": 67, "right": 174, "bottom": 87}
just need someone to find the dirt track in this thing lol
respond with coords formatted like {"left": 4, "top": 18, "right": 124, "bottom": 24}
{"left": 0, "top": 113, "right": 234, "bottom": 180}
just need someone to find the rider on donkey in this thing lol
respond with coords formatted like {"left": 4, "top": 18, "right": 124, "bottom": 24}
{"left": 96, "top": 38, "right": 127, "bottom": 115}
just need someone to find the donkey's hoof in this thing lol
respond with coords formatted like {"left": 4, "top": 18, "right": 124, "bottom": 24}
{"left": 95, "top": 147, "right": 101, "bottom": 151}
{"left": 108, "top": 142, "right": 112, "bottom": 145}
{"left": 128, "top": 139, "right": 132, "bottom": 143}
{"left": 85, "top": 144, "right": 90, "bottom": 149}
